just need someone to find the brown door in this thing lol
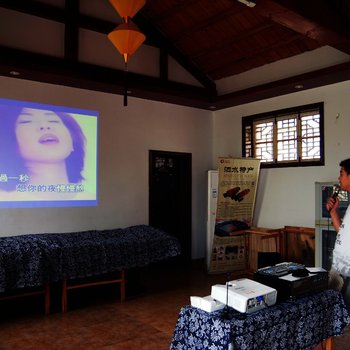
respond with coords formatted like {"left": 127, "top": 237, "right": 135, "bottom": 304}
{"left": 149, "top": 150, "right": 192, "bottom": 262}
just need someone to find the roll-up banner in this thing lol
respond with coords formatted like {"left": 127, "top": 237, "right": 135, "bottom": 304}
{"left": 209, "top": 157, "right": 260, "bottom": 274}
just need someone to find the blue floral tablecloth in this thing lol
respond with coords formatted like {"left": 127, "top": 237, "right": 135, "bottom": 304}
{"left": 170, "top": 289, "right": 350, "bottom": 350}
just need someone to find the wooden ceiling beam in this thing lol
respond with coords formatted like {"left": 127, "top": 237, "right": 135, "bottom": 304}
{"left": 253, "top": 0, "right": 350, "bottom": 54}
{"left": 134, "top": 13, "right": 217, "bottom": 94}
{"left": 0, "top": 0, "right": 216, "bottom": 95}
{"left": 0, "top": 46, "right": 212, "bottom": 109}
{"left": 0, "top": 0, "right": 65, "bottom": 22}
{"left": 215, "top": 60, "right": 350, "bottom": 109}
{"left": 1, "top": 46, "right": 350, "bottom": 111}
{"left": 64, "top": 0, "right": 79, "bottom": 61}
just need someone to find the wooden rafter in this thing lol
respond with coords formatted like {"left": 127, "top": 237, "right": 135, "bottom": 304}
{"left": 254, "top": 0, "right": 350, "bottom": 54}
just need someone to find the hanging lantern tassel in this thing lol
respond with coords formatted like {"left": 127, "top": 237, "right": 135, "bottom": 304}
{"left": 108, "top": 22, "right": 145, "bottom": 106}
{"left": 123, "top": 62, "right": 128, "bottom": 106}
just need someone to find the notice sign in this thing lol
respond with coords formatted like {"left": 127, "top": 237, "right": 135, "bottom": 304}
{"left": 216, "top": 157, "right": 260, "bottom": 227}
{"left": 209, "top": 157, "right": 260, "bottom": 273}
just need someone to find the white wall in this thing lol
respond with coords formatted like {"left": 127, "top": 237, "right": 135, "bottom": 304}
{"left": 2, "top": 76, "right": 350, "bottom": 259}
{"left": 213, "top": 80, "right": 350, "bottom": 229}
{"left": 0, "top": 76, "right": 213, "bottom": 259}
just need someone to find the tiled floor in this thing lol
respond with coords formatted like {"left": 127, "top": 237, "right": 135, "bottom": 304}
{"left": 0, "top": 260, "right": 349, "bottom": 350}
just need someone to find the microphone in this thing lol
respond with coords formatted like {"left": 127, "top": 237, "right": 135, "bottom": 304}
{"left": 328, "top": 184, "right": 340, "bottom": 213}
{"left": 332, "top": 184, "right": 340, "bottom": 200}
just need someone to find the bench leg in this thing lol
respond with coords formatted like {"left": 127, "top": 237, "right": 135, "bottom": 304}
{"left": 61, "top": 271, "right": 126, "bottom": 312}
{"left": 45, "top": 284, "right": 51, "bottom": 315}
{"left": 120, "top": 270, "right": 125, "bottom": 302}
{"left": 62, "top": 279, "right": 67, "bottom": 313}
{"left": 325, "top": 337, "right": 333, "bottom": 350}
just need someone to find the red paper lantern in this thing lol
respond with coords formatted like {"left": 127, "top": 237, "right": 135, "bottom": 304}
{"left": 109, "top": 0, "right": 146, "bottom": 21}
{"left": 108, "top": 22, "right": 146, "bottom": 64}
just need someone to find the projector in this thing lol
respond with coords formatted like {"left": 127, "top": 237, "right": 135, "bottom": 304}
{"left": 211, "top": 278, "right": 277, "bottom": 313}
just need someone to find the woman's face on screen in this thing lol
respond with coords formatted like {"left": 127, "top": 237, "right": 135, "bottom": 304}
{"left": 15, "top": 108, "right": 74, "bottom": 163}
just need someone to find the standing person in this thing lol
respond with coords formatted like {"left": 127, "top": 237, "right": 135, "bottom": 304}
{"left": 326, "top": 158, "right": 350, "bottom": 309}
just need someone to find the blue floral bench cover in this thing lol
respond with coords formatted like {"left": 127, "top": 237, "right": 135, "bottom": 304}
{"left": 0, "top": 225, "right": 181, "bottom": 292}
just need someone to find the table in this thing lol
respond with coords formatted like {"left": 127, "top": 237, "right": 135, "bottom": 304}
{"left": 170, "top": 289, "right": 350, "bottom": 350}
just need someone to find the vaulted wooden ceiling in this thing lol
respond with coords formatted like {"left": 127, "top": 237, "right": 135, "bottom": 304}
{"left": 1, "top": 0, "right": 350, "bottom": 110}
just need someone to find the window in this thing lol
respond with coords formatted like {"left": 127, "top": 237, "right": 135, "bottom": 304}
{"left": 242, "top": 102, "right": 324, "bottom": 168}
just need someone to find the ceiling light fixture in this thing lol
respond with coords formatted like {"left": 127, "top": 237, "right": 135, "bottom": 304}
{"left": 236, "top": 0, "right": 256, "bottom": 8}
{"left": 108, "top": 0, "right": 146, "bottom": 106}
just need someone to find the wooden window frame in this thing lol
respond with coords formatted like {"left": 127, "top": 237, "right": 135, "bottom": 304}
{"left": 242, "top": 102, "right": 324, "bottom": 169}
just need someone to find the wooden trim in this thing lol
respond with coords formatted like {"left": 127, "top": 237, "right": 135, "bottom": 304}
{"left": 61, "top": 271, "right": 126, "bottom": 313}
{"left": 0, "top": 284, "right": 50, "bottom": 315}
{"left": 283, "top": 226, "right": 315, "bottom": 236}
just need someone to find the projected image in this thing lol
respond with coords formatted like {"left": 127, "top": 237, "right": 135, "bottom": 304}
{"left": 0, "top": 98, "right": 98, "bottom": 208}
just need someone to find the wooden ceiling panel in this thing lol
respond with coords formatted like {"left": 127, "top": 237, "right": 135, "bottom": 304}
{"left": 168, "top": 1, "right": 327, "bottom": 79}
{"left": 0, "top": 0, "right": 349, "bottom": 110}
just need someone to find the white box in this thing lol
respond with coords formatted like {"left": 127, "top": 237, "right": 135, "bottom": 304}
{"left": 190, "top": 295, "right": 226, "bottom": 312}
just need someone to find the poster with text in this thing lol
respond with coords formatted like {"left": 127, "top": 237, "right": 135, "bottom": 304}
{"left": 209, "top": 157, "right": 260, "bottom": 273}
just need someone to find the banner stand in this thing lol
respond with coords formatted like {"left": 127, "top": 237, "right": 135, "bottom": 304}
{"left": 208, "top": 157, "right": 260, "bottom": 274}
